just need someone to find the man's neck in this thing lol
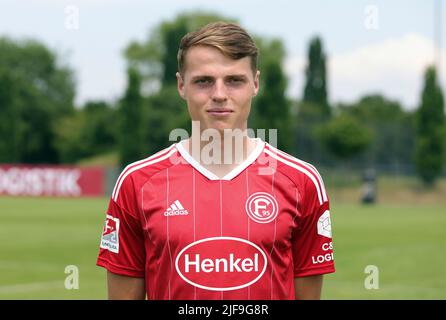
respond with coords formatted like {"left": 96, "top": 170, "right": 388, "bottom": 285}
{"left": 183, "top": 130, "right": 258, "bottom": 178}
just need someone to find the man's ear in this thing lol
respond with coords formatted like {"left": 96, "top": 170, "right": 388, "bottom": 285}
{"left": 253, "top": 70, "right": 260, "bottom": 97}
{"left": 176, "top": 72, "right": 186, "bottom": 100}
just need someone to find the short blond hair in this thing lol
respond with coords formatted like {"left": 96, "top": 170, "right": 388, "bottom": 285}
{"left": 177, "top": 22, "right": 258, "bottom": 76}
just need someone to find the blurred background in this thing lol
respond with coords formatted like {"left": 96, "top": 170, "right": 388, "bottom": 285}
{"left": 0, "top": 0, "right": 445, "bottom": 299}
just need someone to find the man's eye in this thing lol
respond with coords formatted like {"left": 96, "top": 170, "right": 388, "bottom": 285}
{"left": 195, "top": 78, "right": 211, "bottom": 85}
{"left": 228, "top": 78, "right": 244, "bottom": 84}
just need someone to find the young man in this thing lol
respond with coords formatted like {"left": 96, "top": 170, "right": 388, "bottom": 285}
{"left": 97, "top": 22, "right": 335, "bottom": 300}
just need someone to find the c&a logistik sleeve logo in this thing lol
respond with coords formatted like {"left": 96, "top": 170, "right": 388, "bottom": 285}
{"left": 317, "top": 210, "right": 332, "bottom": 238}
{"left": 175, "top": 237, "right": 267, "bottom": 291}
{"left": 100, "top": 215, "right": 120, "bottom": 253}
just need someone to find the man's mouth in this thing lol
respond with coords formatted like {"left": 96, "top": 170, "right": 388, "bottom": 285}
{"left": 206, "top": 108, "right": 234, "bottom": 116}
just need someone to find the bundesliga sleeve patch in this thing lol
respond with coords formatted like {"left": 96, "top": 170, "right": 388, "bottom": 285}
{"left": 100, "top": 215, "right": 120, "bottom": 253}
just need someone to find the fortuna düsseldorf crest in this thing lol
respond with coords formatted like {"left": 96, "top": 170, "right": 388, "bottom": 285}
{"left": 245, "top": 192, "right": 279, "bottom": 223}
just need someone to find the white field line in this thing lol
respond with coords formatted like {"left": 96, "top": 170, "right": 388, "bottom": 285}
{"left": 0, "top": 281, "right": 64, "bottom": 294}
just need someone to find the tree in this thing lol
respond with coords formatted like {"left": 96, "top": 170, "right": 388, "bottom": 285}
{"left": 317, "top": 114, "right": 372, "bottom": 159}
{"left": 415, "top": 66, "right": 445, "bottom": 186}
{"left": 294, "top": 36, "right": 331, "bottom": 163}
{"left": 302, "top": 36, "right": 330, "bottom": 119}
{"left": 53, "top": 100, "right": 118, "bottom": 163}
{"left": 140, "top": 86, "right": 190, "bottom": 157}
{"left": 338, "top": 94, "right": 415, "bottom": 171}
{"left": 160, "top": 19, "right": 188, "bottom": 86}
{"left": 53, "top": 111, "right": 89, "bottom": 163}
{"left": 0, "top": 70, "right": 20, "bottom": 162}
{"left": 119, "top": 68, "right": 144, "bottom": 168}
{"left": 83, "top": 101, "right": 118, "bottom": 154}
{"left": 0, "top": 37, "right": 75, "bottom": 163}
{"left": 251, "top": 39, "right": 291, "bottom": 151}
{"left": 125, "top": 12, "right": 237, "bottom": 94}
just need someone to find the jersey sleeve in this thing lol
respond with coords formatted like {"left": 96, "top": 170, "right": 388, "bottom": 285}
{"left": 96, "top": 174, "right": 146, "bottom": 277}
{"left": 292, "top": 173, "right": 335, "bottom": 277}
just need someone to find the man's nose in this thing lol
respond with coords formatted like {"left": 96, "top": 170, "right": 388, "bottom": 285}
{"left": 211, "top": 79, "right": 228, "bottom": 102}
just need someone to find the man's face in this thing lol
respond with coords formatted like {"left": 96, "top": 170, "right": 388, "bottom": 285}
{"left": 177, "top": 45, "right": 260, "bottom": 133}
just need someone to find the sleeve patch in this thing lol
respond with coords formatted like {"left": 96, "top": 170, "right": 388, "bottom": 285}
{"left": 100, "top": 214, "right": 120, "bottom": 253}
{"left": 317, "top": 210, "right": 332, "bottom": 238}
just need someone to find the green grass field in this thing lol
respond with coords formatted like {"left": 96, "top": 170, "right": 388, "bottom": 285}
{"left": 0, "top": 196, "right": 445, "bottom": 299}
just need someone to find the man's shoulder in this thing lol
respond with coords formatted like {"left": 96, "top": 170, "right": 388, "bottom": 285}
{"left": 263, "top": 143, "right": 327, "bottom": 202}
{"left": 123, "top": 144, "right": 178, "bottom": 178}
{"left": 111, "top": 144, "right": 178, "bottom": 202}
{"left": 263, "top": 143, "right": 323, "bottom": 182}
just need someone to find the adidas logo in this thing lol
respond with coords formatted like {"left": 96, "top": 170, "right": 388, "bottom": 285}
{"left": 164, "top": 200, "right": 189, "bottom": 217}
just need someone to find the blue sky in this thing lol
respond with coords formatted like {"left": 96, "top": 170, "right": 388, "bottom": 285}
{"left": 1, "top": 0, "right": 445, "bottom": 109}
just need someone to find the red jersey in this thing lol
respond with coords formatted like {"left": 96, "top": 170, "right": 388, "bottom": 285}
{"left": 97, "top": 139, "right": 335, "bottom": 299}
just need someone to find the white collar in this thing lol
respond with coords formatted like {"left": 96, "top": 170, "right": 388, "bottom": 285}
{"left": 175, "top": 138, "right": 265, "bottom": 181}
